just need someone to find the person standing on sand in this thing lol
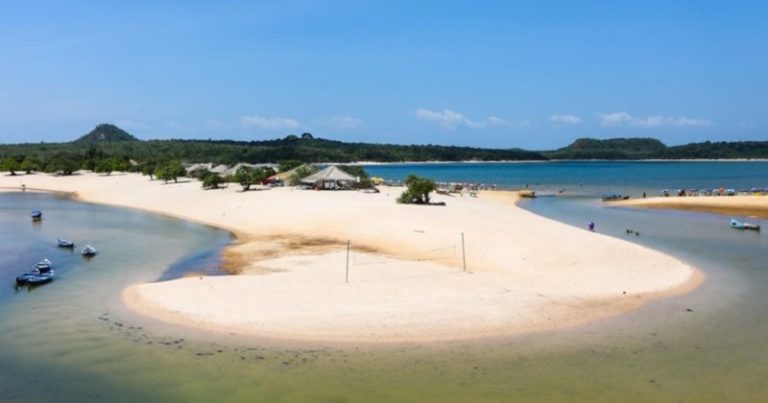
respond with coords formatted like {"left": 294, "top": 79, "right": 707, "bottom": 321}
{"left": 588, "top": 221, "right": 595, "bottom": 231}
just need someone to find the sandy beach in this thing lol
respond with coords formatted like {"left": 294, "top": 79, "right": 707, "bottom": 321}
{"left": 616, "top": 196, "right": 768, "bottom": 218}
{"left": 1, "top": 172, "right": 699, "bottom": 343}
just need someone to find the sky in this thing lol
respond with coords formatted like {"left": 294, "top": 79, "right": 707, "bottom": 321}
{"left": 0, "top": 0, "right": 766, "bottom": 149}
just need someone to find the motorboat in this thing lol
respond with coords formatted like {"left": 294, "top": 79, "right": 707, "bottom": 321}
{"left": 81, "top": 245, "right": 97, "bottom": 257}
{"left": 31, "top": 210, "right": 42, "bottom": 221}
{"left": 36, "top": 259, "right": 52, "bottom": 270}
{"left": 730, "top": 218, "right": 761, "bottom": 231}
{"left": 57, "top": 239, "right": 75, "bottom": 248}
{"left": 601, "top": 193, "right": 630, "bottom": 201}
{"left": 26, "top": 270, "right": 55, "bottom": 285}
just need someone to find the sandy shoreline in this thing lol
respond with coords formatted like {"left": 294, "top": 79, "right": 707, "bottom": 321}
{"left": 615, "top": 196, "right": 768, "bottom": 218}
{"left": 2, "top": 172, "right": 700, "bottom": 343}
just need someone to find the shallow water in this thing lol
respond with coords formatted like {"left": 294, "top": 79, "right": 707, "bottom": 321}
{"left": 0, "top": 189, "right": 767, "bottom": 402}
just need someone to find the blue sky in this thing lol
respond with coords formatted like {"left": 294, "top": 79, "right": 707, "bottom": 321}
{"left": 0, "top": 1, "right": 765, "bottom": 149}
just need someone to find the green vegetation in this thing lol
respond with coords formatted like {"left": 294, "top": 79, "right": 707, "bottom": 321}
{"left": 1, "top": 125, "right": 767, "bottom": 179}
{"left": 201, "top": 172, "right": 224, "bottom": 190}
{"left": 155, "top": 160, "right": 186, "bottom": 183}
{"left": 397, "top": 175, "right": 437, "bottom": 204}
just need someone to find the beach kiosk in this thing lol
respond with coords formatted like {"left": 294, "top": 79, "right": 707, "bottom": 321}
{"left": 300, "top": 165, "right": 357, "bottom": 190}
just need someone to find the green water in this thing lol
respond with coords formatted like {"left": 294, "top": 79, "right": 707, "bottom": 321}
{"left": 1, "top": 192, "right": 767, "bottom": 402}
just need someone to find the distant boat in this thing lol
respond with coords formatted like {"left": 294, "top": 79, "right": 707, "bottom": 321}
{"left": 31, "top": 210, "right": 42, "bottom": 221}
{"left": 601, "top": 193, "right": 630, "bottom": 201}
{"left": 36, "top": 259, "right": 52, "bottom": 270}
{"left": 16, "top": 262, "right": 54, "bottom": 285}
{"left": 81, "top": 245, "right": 97, "bottom": 257}
{"left": 518, "top": 190, "right": 536, "bottom": 198}
{"left": 57, "top": 239, "right": 75, "bottom": 248}
{"left": 730, "top": 218, "right": 760, "bottom": 231}
{"left": 26, "top": 270, "right": 55, "bottom": 285}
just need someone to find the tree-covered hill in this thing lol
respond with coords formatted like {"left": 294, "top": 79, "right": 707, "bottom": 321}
{"left": 73, "top": 123, "right": 139, "bottom": 145}
{"left": 1, "top": 125, "right": 768, "bottom": 176}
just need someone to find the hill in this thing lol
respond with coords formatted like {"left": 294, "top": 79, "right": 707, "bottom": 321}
{"left": 545, "top": 138, "right": 668, "bottom": 160}
{"left": 74, "top": 124, "right": 139, "bottom": 144}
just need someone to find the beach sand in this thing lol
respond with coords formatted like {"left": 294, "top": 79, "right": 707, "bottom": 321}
{"left": 616, "top": 195, "right": 768, "bottom": 218}
{"left": 1, "top": 172, "right": 699, "bottom": 343}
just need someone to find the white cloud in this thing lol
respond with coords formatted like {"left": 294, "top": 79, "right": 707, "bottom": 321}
{"left": 415, "top": 108, "right": 512, "bottom": 130}
{"left": 326, "top": 116, "right": 364, "bottom": 130}
{"left": 241, "top": 115, "right": 302, "bottom": 130}
{"left": 549, "top": 114, "right": 582, "bottom": 125}
{"left": 600, "top": 112, "right": 711, "bottom": 128}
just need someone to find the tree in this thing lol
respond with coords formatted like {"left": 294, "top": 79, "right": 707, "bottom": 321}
{"left": 397, "top": 175, "right": 436, "bottom": 204}
{"left": 140, "top": 161, "right": 157, "bottom": 180}
{"left": 95, "top": 158, "right": 115, "bottom": 175}
{"left": 233, "top": 165, "right": 254, "bottom": 191}
{"left": 201, "top": 172, "right": 224, "bottom": 190}
{"left": 20, "top": 156, "right": 41, "bottom": 174}
{"left": 253, "top": 166, "right": 275, "bottom": 184}
{"left": 45, "top": 153, "right": 79, "bottom": 175}
{"left": 157, "top": 160, "right": 185, "bottom": 183}
{"left": 339, "top": 165, "right": 372, "bottom": 189}
{"left": 1, "top": 157, "right": 20, "bottom": 175}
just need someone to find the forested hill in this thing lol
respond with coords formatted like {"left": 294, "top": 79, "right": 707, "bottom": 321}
{"left": 1, "top": 125, "right": 768, "bottom": 176}
{"left": 544, "top": 138, "right": 768, "bottom": 160}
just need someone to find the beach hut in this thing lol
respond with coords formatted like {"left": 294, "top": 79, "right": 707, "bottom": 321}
{"left": 300, "top": 165, "right": 357, "bottom": 190}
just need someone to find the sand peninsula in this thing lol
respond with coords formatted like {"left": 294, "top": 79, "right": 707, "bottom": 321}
{"left": 1, "top": 172, "right": 700, "bottom": 343}
{"left": 616, "top": 195, "right": 768, "bottom": 218}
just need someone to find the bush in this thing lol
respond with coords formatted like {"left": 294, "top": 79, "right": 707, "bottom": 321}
{"left": 201, "top": 172, "right": 224, "bottom": 190}
{"left": 397, "top": 175, "right": 436, "bottom": 204}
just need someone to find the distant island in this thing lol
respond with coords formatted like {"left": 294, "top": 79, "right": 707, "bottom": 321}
{"left": 1, "top": 123, "right": 767, "bottom": 175}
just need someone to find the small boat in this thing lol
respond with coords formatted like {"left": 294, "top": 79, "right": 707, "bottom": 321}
{"left": 57, "top": 239, "right": 75, "bottom": 248}
{"left": 601, "top": 193, "right": 630, "bottom": 201}
{"left": 16, "top": 264, "right": 54, "bottom": 285}
{"left": 81, "top": 245, "right": 97, "bottom": 257}
{"left": 36, "top": 259, "right": 52, "bottom": 270}
{"left": 518, "top": 190, "right": 536, "bottom": 198}
{"left": 730, "top": 218, "right": 761, "bottom": 231}
{"left": 26, "top": 270, "right": 55, "bottom": 285}
{"left": 31, "top": 210, "right": 42, "bottom": 221}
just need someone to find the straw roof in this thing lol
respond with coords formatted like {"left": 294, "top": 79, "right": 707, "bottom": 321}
{"left": 268, "top": 164, "right": 310, "bottom": 182}
{"left": 300, "top": 165, "right": 356, "bottom": 184}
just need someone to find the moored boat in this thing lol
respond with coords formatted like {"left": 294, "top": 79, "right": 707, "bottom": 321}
{"left": 31, "top": 210, "right": 42, "bottom": 221}
{"left": 730, "top": 218, "right": 761, "bottom": 231}
{"left": 57, "top": 239, "right": 75, "bottom": 248}
{"left": 36, "top": 259, "right": 52, "bottom": 270}
{"left": 81, "top": 245, "right": 97, "bottom": 257}
{"left": 26, "top": 270, "right": 55, "bottom": 285}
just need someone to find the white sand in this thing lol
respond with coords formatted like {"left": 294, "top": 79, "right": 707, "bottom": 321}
{"left": 616, "top": 195, "right": 768, "bottom": 218}
{"left": 1, "top": 172, "right": 699, "bottom": 343}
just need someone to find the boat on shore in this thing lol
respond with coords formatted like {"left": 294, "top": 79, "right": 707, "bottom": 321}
{"left": 601, "top": 193, "right": 630, "bottom": 201}
{"left": 730, "top": 218, "right": 761, "bottom": 231}
{"left": 57, "top": 239, "right": 75, "bottom": 248}
{"left": 81, "top": 245, "right": 97, "bottom": 257}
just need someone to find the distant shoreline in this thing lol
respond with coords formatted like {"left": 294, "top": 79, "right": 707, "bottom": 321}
{"left": 352, "top": 159, "right": 768, "bottom": 165}
{"left": 615, "top": 195, "right": 768, "bottom": 218}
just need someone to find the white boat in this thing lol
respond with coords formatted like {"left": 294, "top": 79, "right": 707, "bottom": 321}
{"left": 36, "top": 259, "right": 52, "bottom": 270}
{"left": 730, "top": 218, "right": 761, "bottom": 231}
{"left": 57, "top": 239, "right": 75, "bottom": 248}
{"left": 81, "top": 245, "right": 97, "bottom": 257}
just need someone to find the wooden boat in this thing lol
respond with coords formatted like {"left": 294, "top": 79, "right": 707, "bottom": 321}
{"left": 730, "top": 218, "right": 761, "bottom": 231}
{"left": 57, "top": 239, "right": 75, "bottom": 248}
{"left": 31, "top": 210, "right": 42, "bottom": 221}
{"left": 36, "top": 259, "right": 52, "bottom": 270}
{"left": 517, "top": 190, "right": 536, "bottom": 198}
{"left": 81, "top": 245, "right": 97, "bottom": 257}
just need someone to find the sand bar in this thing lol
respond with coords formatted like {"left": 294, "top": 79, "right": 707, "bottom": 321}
{"left": 1, "top": 172, "right": 699, "bottom": 343}
{"left": 616, "top": 196, "right": 768, "bottom": 218}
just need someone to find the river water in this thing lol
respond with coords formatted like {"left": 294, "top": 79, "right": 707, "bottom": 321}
{"left": 0, "top": 161, "right": 767, "bottom": 401}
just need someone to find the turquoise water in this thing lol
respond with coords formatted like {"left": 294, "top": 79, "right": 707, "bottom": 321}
{"left": 365, "top": 161, "right": 768, "bottom": 195}
{"left": 1, "top": 161, "right": 768, "bottom": 402}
